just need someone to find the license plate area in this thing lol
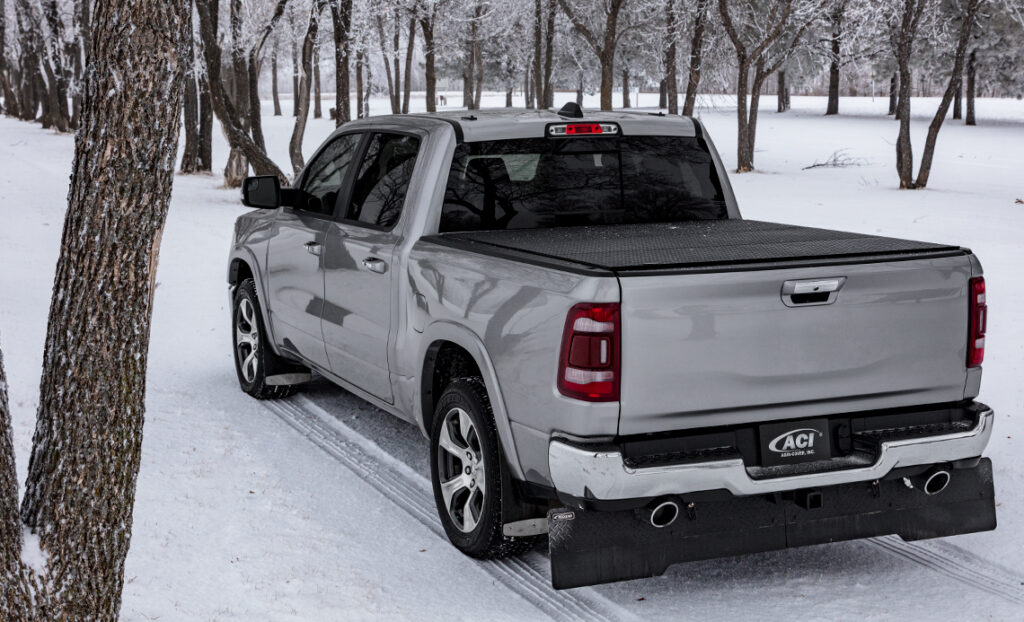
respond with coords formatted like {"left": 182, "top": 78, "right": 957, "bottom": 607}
{"left": 759, "top": 418, "right": 831, "bottom": 467}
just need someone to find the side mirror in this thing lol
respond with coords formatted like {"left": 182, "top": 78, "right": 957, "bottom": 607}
{"left": 241, "top": 175, "right": 281, "bottom": 209}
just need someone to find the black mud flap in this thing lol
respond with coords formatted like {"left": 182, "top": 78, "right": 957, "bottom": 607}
{"left": 548, "top": 459, "right": 996, "bottom": 589}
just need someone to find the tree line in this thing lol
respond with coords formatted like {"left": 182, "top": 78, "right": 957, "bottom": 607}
{"left": 3, "top": 0, "right": 1023, "bottom": 186}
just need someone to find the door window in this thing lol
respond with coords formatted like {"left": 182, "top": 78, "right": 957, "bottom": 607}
{"left": 298, "top": 133, "right": 362, "bottom": 216}
{"left": 345, "top": 133, "right": 421, "bottom": 229}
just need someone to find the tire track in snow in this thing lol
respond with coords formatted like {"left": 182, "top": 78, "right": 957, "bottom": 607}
{"left": 866, "top": 536, "right": 1024, "bottom": 606}
{"left": 262, "top": 396, "right": 632, "bottom": 622}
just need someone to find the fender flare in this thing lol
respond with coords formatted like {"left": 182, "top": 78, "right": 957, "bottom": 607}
{"left": 227, "top": 247, "right": 283, "bottom": 356}
{"left": 417, "top": 321, "right": 526, "bottom": 482}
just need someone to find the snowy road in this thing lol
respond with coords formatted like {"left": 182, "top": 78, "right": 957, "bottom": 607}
{"left": 2, "top": 93, "right": 1023, "bottom": 620}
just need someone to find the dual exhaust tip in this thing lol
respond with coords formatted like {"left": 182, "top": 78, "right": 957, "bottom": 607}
{"left": 640, "top": 468, "right": 952, "bottom": 528}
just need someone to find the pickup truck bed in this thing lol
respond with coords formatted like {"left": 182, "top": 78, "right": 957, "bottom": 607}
{"left": 428, "top": 219, "right": 964, "bottom": 274}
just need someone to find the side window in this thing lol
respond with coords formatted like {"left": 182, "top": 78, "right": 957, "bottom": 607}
{"left": 298, "top": 133, "right": 361, "bottom": 216}
{"left": 345, "top": 133, "right": 420, "bottom": 229}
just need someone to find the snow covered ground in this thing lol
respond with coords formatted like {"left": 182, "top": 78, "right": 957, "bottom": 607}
{"left": 1, "top": 92, "right": 1023, "bottom": 620}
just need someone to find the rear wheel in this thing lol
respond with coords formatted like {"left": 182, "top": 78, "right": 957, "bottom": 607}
{"left": 232, "top": 278, "right": 300, "bottom": 400}
{"left": 430, "top": 377, "right": 536, "bottom": 558}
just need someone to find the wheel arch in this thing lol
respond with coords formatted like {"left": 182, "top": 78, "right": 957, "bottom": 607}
{"left": 228, "top": 249, "right": 282, "bottom": 356}
{"left": 418, "top": 324, "right": 526, "bottom": 482}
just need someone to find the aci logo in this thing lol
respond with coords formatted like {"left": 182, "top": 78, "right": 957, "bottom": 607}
{"left": 768, "top": 428, "right": 823, "bottom": 458}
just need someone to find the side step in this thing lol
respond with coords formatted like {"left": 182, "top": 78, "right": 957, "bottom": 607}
{"left": 266, "top": 372, "right": 312, "bottom": 386}
{"left": 548, "top": 459, "right": 996, "bottom": 589}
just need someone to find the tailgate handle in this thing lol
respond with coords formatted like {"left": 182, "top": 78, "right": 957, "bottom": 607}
{"left": 781, "top": 277, "right": 846, "bottom": 307}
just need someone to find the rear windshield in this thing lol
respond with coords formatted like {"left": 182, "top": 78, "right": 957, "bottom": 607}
{"left": 440, "top": 135, "right": 727, "bottom": 232}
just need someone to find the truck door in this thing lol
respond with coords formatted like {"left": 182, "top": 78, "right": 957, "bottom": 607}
{"left": 322, "top": 132, "right": 421, "bottom": 402}
{"left": 265, "top": 132, "right": 363, "bottom": 370}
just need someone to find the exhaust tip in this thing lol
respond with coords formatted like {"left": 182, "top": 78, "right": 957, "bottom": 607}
{"left": 923, "top": 470, "right": 951, "bottom": 496}
{"left": 649, "top": 501, "right": 679, "bottom": 528}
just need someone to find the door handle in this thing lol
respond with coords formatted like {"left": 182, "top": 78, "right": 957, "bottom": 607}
{"left": 362, "top": 257, "right": 388, "bottom": 274}
{"left": 304, "top": 241, "right": 322, "bottom": 256}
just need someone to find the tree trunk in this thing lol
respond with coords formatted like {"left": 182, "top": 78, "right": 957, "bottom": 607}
{"left": 1, "top": 341, "right": 34, "bottom": 617}
{"left": 473, "top": 38, "right": 483, "bottom": 110}
{"left": 682, "top": 0, "right": 709, "bottom": 117}
{"left": 463, "top": 40, "right": 474, "bottom": 109}
{"left": 888, "top": 71, "right": 898, "bottom": 115}
{"left": 599, "top": 55, "right": 614, "bottom": 111}
{"left": 659, "top": 80, "right": 667, "bottom": 109}
{"left": 965, "top": 50, "right": 976, "bottom": 126}
{"left": 290, "top": 0, "right": 324, "bottom": 175}
{"left": 272, "top": 41, "right": 282, "bottom": 116}
{"left": 14, "top": 0, "right": 43, "bottom": 122}
{"left": 735, "top": 63, "right": 752, "bottom": 172}
{"left": 332, "top": 0, "right": 352, "bottom": 124}
{"left": 15, "top": 1, "right": 188, "bottom": 617}
{"left": 181, "top": 7, "right": 200, "bottom": 174}
{"left": 950, "top": 73, "right": 958, "bottom": 119}
{"left": 664, "top": 0, "right": 678, "bottom": 115}
{"left": 825, "top": 1, "right": 843, "bottom": 116}
{"left": 402, "top": 18, "right": 415, "bottom": 114}
{"left": 576, "top": 74, "right": 583, "bottom": 106}
{"left": 912, "top": 0, "right": 980, "bottom": 188}
{"left": 392, "top": 8, "right": 401, "bottom": 113}
{"left": 225, "top": 0, "right": 250, "bottom": 188}
{"left": 0, "top": 0, "right": 21, "bottom": 118}
{"left": 777, "top": 70, "right": 788, "bottom": 112}
{"left": 533, "top": 0, "right": 543, "bottom": 110}
{"left": 356, "top": 48, "right": 364, "bottom": 119}
{"left": 41, "top": 0, "right": 72, "bottom": 131}
{"left": 543, "top": 0, "right": 556, "bottom": 108}
{"left": 291, "top": 35, "right": 299, "bottom": 116}
{"left": 505, "top": 87, "right": 513, "bottom": 107}
{"left": 621, "top": 67, "right": 630, "bottom": 108}
{"left": 895, "top": 59, "right": 914, "bottom": 187}
{"left": 313, "top": 37, "right": 322, "bottom": 118}
{"left": 524, "top": 67, "right": 534, "bottom": 109}
{"left": 421, "top": 16, "right": 436, "bottom": 113}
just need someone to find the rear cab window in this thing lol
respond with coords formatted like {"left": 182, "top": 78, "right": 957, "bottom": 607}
{"left": 440, "top": 133, "right": 727, "bottom": 233}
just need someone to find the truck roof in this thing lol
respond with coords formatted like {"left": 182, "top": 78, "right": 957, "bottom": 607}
{"left": 340, "top": 107, "right": 699, "bottom": 142}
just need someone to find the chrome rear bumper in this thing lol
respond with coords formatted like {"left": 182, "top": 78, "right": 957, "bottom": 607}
{"left": 548, "top": 407, "right": 994, "bottom": 500}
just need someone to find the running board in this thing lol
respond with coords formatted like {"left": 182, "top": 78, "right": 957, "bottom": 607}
{"left": 548, "top": 459, "right": 996, "bottom": 589}
{"left": 503, "top": 517, "right": 549, "bottom": 537}
{"left": 266, "top": 373, "right": 313, "bottom": 386}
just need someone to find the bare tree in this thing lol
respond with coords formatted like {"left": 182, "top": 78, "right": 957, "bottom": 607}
{"left": 824, "top": 0, "right": 847, "bottom": 114}
{"left": 889, "top": 0, "right": 931, "bottom": 187}
{"left": 664, "top": 0, "right": 679, "bottom": 114}
{"left": 6, "top": 1, "right": 189, "bottom": 618}
{"left": 331, "top": 0, "right": 354, "bottom": 124}
{"left": 559, "top": 0, "right": 630, "bottom": 111}
{"left": 719, "top": 0, "right": 827, "bottom": 171}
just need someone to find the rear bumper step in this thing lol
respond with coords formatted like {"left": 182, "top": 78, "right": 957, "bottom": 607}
{"left": 548, "top": 458, "right": 997, "bottom": 589}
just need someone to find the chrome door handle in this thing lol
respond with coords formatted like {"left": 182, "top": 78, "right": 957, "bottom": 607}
{"left": 304, "top": 241, "right": 322, "bottom": 256}
{"left": 362, "top": 257, "right": 388, "bottom": 274}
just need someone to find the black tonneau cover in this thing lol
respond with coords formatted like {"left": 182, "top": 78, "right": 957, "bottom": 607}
{"left": 429, "top": 220, "right": 964, "bottom": 274}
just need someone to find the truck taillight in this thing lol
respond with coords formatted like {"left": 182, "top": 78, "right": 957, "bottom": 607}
{"left": 967, "top": 277, "right": 986, "bottom": 368}
{"left": 557, "top": 303, "right": 620, "bottom": 402}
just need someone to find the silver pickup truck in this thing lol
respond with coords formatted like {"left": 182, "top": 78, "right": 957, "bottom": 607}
{"left": 227, "top": 105, "right": 996, "bottom": 589}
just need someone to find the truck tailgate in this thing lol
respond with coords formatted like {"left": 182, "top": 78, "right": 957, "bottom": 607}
{"left": 436, "top": 220, "right": 973, "bottom": 434}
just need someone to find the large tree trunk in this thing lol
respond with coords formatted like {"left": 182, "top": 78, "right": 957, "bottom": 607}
{"left": 463, "top": 44, "right": 474, "bottom": 109}
{"left": 682, "top": 0, "right": 709, "bottom": 117}
{"left": 524, "top": 66, "right": 534, "bottom": 109}
{"left": 291, "top": 33, "right": 299, "bottom": 116}
{"left": 181, "top": 6, "right": 201, "bottom": 174}
{"left": 1, "top": 0, "right": 21, "bottom": 118}
{"left": 542, "top": 0, "right": 555, "bottom": 108}
{"left": 1, "top": 343, "right": 33, "bottom": 617}
{"left": 15, "top": 1, "right": 188, "bottom": 618}
{"left": 533, "top": 0, "right": 543, "bottom": 110}
{"left": 196, "top": 0, "right": 288, "bottom": 181}
{"left": 952, "top": 68, "right": 962, "bottom": 119}
{"left": 965, "top": 49, "right": 976, "bottom": 126}
{"left": 331, "top": 0, "right": 353, "bottom": 124}
{"left": 825, "top": 1, "right": 844, "bottom": 116}
{"left": 892, "top": 0, "right": 925, "bottom": 188}
{"left": 290, "top": 0, "right": 324, "bottom": 175}
{"left": 14, "top": 0, "right": 43, "bottom": 122}
{"left": 777, "top": 70, "right": 789, "bottom": 112}
{"left": 421, "top": 15, "right": 436, "bottom": 113}
{"left": 664, "top": 0, "right": 678, "bottom": 115}
{"left": 472, "top": 32, "right": 482, "bottom": 108}
{"left": 402, "top": 17, "right": 415, "bottom": 114}
{"left": 598, "top": 54, "right": 615, "bottom": 111}
{"left": 912, "top": 0, "right": 980, "bottom": 188}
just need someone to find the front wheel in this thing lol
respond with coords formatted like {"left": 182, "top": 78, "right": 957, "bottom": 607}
{"left": 430, "top": 377, "right": 536, "bottom": 559}
{"left": 232, "top": 278, "right": 299, "bottom": 400}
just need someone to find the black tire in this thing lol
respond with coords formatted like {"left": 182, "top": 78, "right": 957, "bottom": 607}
{"left": 430, "top": 377, "right": 536, "bottom": 559}
{"left": 232, "top": 278, "right": 300, "bottom": 400}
